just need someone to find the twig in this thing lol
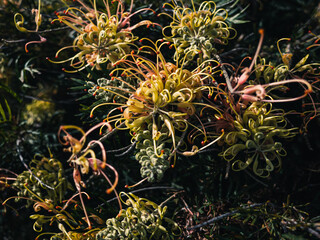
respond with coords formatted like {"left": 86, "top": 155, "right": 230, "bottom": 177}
{"left": 180, "top": 197, "right": 193, "bottom": 216}
{"left": 88, "top": 122, "right": 125, "bottom": 149}
{"left": 214, "top": 53, "right": 233, "bottom": 92}
{"left": 106, "top": 142, "right": 135, "bottom": 154}
{"left": 159, "top": 190, "right": 184, "bottom": 207}
{"left": 1, "top": 38, "right": 27, "bottom": 43}
{"left": 37, "top": 26, "right": 70, "bottom": 33}
{"left": 167, "top": 130, "right": 187, "bottom": 162}
{"left": 244, "top": 169, "right": 269, "bottom": 187}
{"left": 308, "top": 228, "right": 320, "bottom": 239}
{"left": 282, "top": 219, "right": 320, "bottom": 239}
{"left": 114, "top": 141, "right": 137, "bottom": 157}
{"left": 187, "top": 203, "right": 263, "bottom": 230}
{"left": 95, "top": 186, "right": 179, "bottom": 209}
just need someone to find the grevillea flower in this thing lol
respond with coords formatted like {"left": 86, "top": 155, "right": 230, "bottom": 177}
{"left": 96, "top": 192, "right": 181, "bottom": 239}
{"left": 160, "top": 0, "right": 236, "bottom": 65}
{"left": 222, "top": 29, "right": 313, "bottom": 104}
{"left": 47, "top": 0, "right": 158, "bottom": 73}
{"left": 89, "top": 40, "right": 224, "bottom": 181}
{"left": 14, "top": 0, "right": 47, "bottom": 52}
{"left": 58, "top": 123, "right": 120, "bottom": 228}
{"left": 12, "top": 154, "right": 69, "bottom": 207}
{"left": 218, "top": 102, "right": 297, "bottom": 177}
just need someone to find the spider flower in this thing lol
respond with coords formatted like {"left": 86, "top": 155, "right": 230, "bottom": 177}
{"left": 90, "top": 40, "right": 224, "bottom": 181}
{"left": 96, "top": 192, "right": 181, "bottom": 239}
{"left": 161, "top": 0, "right": 236, "bottom": 65}
{"left": 221, "top": 30, "right": 313, "bottom": 104}
{"left": 58, "top": 123, "right": 120, "bottom": 228}
{"left": 12, "top": 154, "right": 70, "bottom": 207}
{"left": 48, "top": 0, "right": 158, "bottom": 72}
{"left": 219, "top": 102, "right": 298, "bottom": 178}
{"left": 115, "top": 40, "right": 221, "bottom": 134}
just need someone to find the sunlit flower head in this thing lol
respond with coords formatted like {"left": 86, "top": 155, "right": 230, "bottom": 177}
{"left": 48, "top": 0, "right": 158, "bottom": 73}
{"left": 161, "top": 0, "right": 236, "bottom": 65}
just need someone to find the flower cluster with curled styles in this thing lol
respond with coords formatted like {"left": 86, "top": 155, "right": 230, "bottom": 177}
{"left": 96, "top": 192, "right": 181, "bottom": 240}
{"left": 12, "top": 154, "right": 71, "bottom": 207}
{"left": 251, "top": 38, "right": 320, "bottom": 131}
{"left": 222, "top": 29, "right": 313, "bottom": 104}
{"left": 57, "top": 123, "right": 121, "bottom": 229}
{"left": 89, "top": 40, "right": 225, "bottom": 181}
{"left": 161, "top": 0, "right": 236, "bottom": 65}
{"left": 197, "top": 29, "right": 315, "bottom": 177}
{"left": 87, "top": 77, "right": 134, "bottom": 104}
{"left": 2, "top": 154, "right": 99, "bottom": 236}
{"left": 219, "top": 102, "right": 297, "bottom": 177}
{"left": 7, "top": 0, "right": 320, "bottom": 239}
{"left": 134, "top": 121, "right": 172, "bottom": 182}
{"left": 47, "top": 0, "right": 159, "bottom": 73}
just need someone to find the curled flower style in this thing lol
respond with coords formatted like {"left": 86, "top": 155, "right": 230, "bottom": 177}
{"left": 13, "top": 0, "right": 47, "bottom": 52}
{"left": 218, "top": 102, "right": 297, "bottom": 177}
{"left": 160, "top": 0, "right": 236, "bottom": 65}
{"left": 221, "top": 29, "right": 313, "bottom": 104}
{"left": 14, "top": 0, "right": 42, "bottom": 33}
{"left": 254, "top": 38, "right": 320, "bottom": 84}
{"left": 12, "top": 154, "right": 70, "bottom": 207}
{"left": 90, "top": 40, "right": 224, "bottom": 181}
{"left": 87, "top": 77, "right": 134, "bottom": 104}
{"left": 96, "top": 192, "right": 181, "bottom": 240}
{"left": 47, "top": 0, "right": 158, "bottom": 73}
{"left": 58, "top": 123, "right": 120, "bottom": 228}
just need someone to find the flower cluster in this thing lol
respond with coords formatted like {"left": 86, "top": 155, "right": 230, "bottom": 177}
{"left": 96, "top": 192, "right": 180, "bottom": 240}
{"left": 4, "top": 0, "right": 320, "bottom": 239}
{"left": 47, "top": 0, "right": 158, "bottom": 73}
{"left": 219, "top": 102, "right": 297, "bottom": 177}
{"left": 161, "top": 1, "right": 236, "bottom": 65}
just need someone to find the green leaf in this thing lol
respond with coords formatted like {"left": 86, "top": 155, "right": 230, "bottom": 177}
{"left": 281, "top": 233, "right": 308, "bottom": 240}
{"left": 0, "top": 83, "right": 22, "bottom": 103}
{"left": 76, "top": 93, "right": 94, "bottom": 101}
{"left": 0, "top": 103, "right": 7, "bottom": 121}
{"left": 0, "top": 98, "right": 11, "bottom": 122}
{"left": 293, "top": 54, "right": 309, "bottom": 70}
